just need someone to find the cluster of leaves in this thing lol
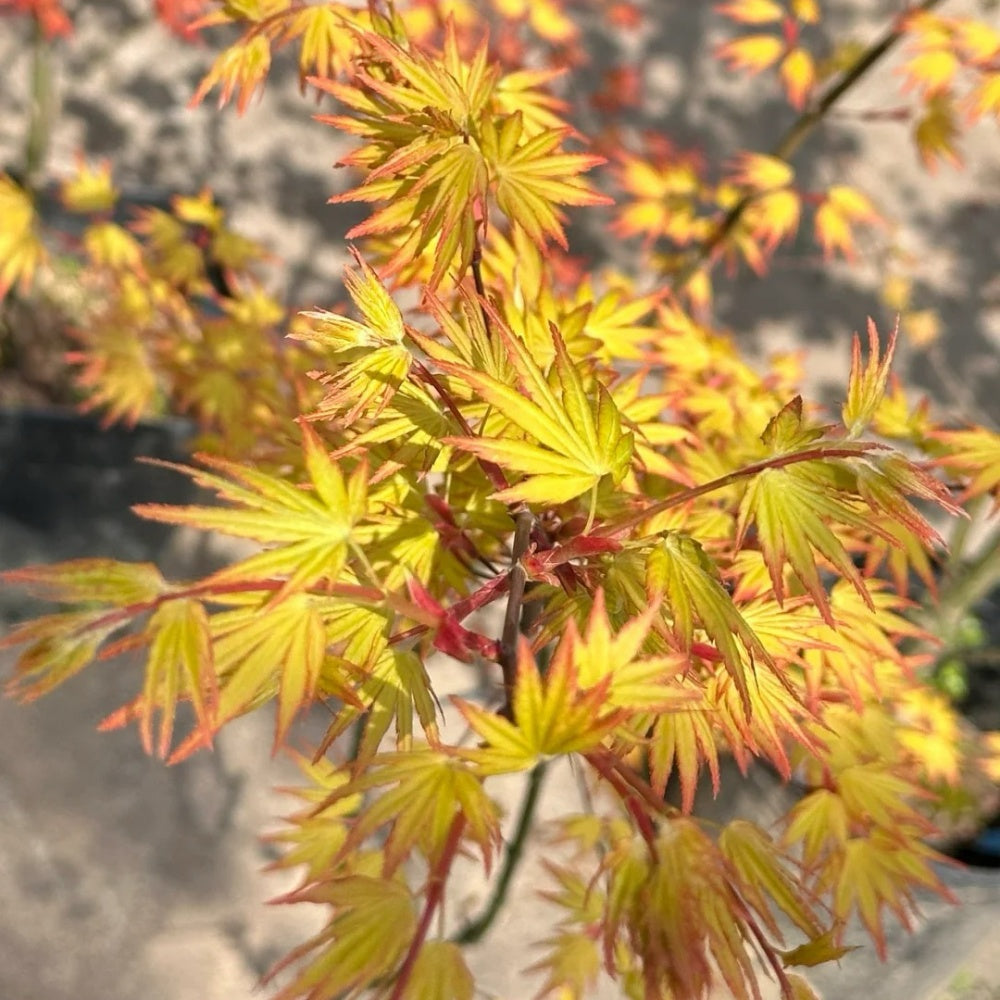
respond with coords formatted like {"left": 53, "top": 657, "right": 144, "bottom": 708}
{"left": 3, "top": 2, "right": 1000, "bottom": 1000}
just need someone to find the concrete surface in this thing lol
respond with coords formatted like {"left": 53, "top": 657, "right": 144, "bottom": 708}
{"left": 1, "top": 1, "right": 999, "bottom": 999}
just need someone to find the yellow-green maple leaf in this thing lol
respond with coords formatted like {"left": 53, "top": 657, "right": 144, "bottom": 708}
{"left": 442, "top": 323, "right": 634, "bottom": 515}
{"left": 456, "top": 636, "right": 626, "bottom": 774}
{"left": 135, "top": 423, "right": 370, "bottom": 602}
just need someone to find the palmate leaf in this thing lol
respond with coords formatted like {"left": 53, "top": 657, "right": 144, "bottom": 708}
{"left": 320, "top": 648, "right": 441, "bottom": 762}
{"left": 134, "top": 423, "right": 369, "bottom": 603}
{"left": 570, "top": 590, "right": 698, "bottom": 712}
{"left": 292, "top": 250, "right": 413, "bottom": 419}
{"left": 2, "top": 558, "right": 165, "bottom": 606}
{"left": 315, "top": 750, "right": 501, "bottom": 876}
{"left": 719, "top": 820, "right": 824, "bottom": 941}
{"left": 934, "top": 425, "right": 1000, "bottom": 507}
{"left": 442, "top": 322, "right": 634, "bottom": 512}
{"left": 456, "top": 636, "right": 627, "bottom": 775}
{"left": 479, "top": 112, "right": 612, "bottom": 250}
{"left": 139, "top": 597, "right": 217, "bottom": 758}
{"left": 399, "top": 941, "right": 474, "bottom": 1000}
{"left": 830, "top": 832, "right": 953, "bottom": 959}
{"left": 842, "top": 319, "right": 897, "bottom": 438}
{"left": 2, "top": 609, "right": 125, "bottom": 702}
{"left": 738, "top": 463, "right": 872, "bottom": 625}
{"left": 269, "top": 876, "right": 417, "bottom": 1000}
{"left": 267, "top": 753, "right": 360, "bottom": 884}
{"left": 0, "top": 173, "right": 47, "bottom": 298}
{"left": 646, "top": 532, "right": 776, "bottom": 714}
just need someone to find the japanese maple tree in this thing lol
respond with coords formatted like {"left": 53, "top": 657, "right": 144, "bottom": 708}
{"left": 2, "top": 1, "right": 1000, "bottom": 999}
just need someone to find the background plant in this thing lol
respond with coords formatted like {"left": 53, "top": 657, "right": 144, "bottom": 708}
{"left": 2, "top": 1, "right": 1000, "bottom": 998}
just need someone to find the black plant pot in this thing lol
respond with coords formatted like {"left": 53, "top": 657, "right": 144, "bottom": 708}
{"left": 0, "top": 408, "right": 195, "bottom": 562}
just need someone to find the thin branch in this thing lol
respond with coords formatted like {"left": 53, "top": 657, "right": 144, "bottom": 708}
{"left": 670, "top": 0, "right": 948, "bottom": 292}
{"left": 452, "top": 762, "right": 548, "bottom": 944}
{"left": 498, "top": 507, "right": 534, "bottom": 718}
{"left": 594, "top": 442, "right": 879, "bottom": 538}
{"left": 387, "top": 813, "right": 467, "bottom": 1000}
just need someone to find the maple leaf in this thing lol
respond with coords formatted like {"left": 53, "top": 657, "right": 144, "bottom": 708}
{"left": 82, "top": 222, "right": 143, "bottom": 270}
{"left": 269, "top": 876, "right": 417, "bottom": 1000}
{"left": 742, "top": 188, "right": 801, "bottom": 254}
{"left": 442, "top": 322, "right": 634, "bottom": 517}
{"left": 715, "top": 0, "right": 784, "bottom": 25}
{"left": 316, "top": 750, "right": 501, "bottom": 876}
{"left": 69, "top": 317, "right": 160, "bottom": 427}
{"left": 321, "top": 647, "right": 442, "bottom": 762}
{"left": 781, "top": 47, "right": 815, "bottom": 109}
{"left": 267, "top": 753, "right": 360, "bottom": 884}
{"left": 964, "top": 71, "right": 1000, "bottom": 123}
{"left": 399, "top": 941, "right": 475, "bottom": 1000}
{"left": 733, "top": 399, "right": 888, "bottom": 624}
{"left": 136, "top": 597, "right": 217, "bottom": 758}
{"left": 914, "top": 94, "right": 963, "bottom": 171}
{"left": 292, "top": 250, "right": 413, "bottom": 419}
{"left": 729, "top": 152, "right": 794, "bottom": 192}
{"left": 190, "top": 34, "right": 272, "bottom": 113}
{"left": 280, "top": 3, "right": 364, "bottom": 90}
{"left": 479, "top": 112, "right": 611, "bottom": 250}
{"left": 646, "top": 533, "right": 776, "bottom": 714}
{"left": 456, "top": 636, "right": 627, "bottom": 774}
{"left": 1, "top": 0, "right": 72, "bottom": 37}
{"left": 831, "top": 832, "right": 952, "bottom": 958}
{"left": 134, "top": 423, "right": 370, "bottom": 604}
{"left": 1, "top": 559, "right": 165, "bottom": 702}
{"left": 719, "top": 820, "right": 824, "bottom": 940}
{"left": 59, "top": 156, "right": 118, "bottom": 213}
{"left": 813, "top": 185, "right": 880, "bottom": 260}
{"left": 898, "top": 47, "right": 960, "bottom": 99}
{"left": 783, "top": 788, "right": 850, "bottom": 865}
{"left": 716, "top": 34, "right": 786, "bottom": 75}
{"left": 842, "top": 318, "right": 896, "bottom": 438}
{"left": 0, "top": 173, "right": 46, "bottom": 298}
{"left": 934, "top": 426, "right": 1000, "bottom": 506}
{"left": 211, "top": 591, "right": 330, "bottom": 748}
{"left": 562, "top": 589, "right": 699, "bottom": 712}
{"left": 2, "top": 610, "right": 129, "bottom": 702}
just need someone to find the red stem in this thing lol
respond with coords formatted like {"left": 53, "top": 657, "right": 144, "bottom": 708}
{"left": 387, "top": 813, "right": 467, "bottom": 1000}
{"left": 595, "top": 444, "right": 876, "bottom": 538}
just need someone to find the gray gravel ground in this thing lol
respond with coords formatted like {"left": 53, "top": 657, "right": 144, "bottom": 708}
{"left": 1, "top": 1, "right": 999, "bottom": 998}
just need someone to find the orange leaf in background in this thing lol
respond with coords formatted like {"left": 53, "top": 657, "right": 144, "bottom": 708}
{"left": 715, "top": 0, "right": 784, "bottom": 25}
{"left": 780, "top": 47, "right": 815, "bottom": 109}
{"left": 154, "top": 0, "right": 210, "bottom": 39}
{"left": 899, "top": 48, "right": 960, "bottom": 98}
{"left": 953, "top": 18, "right": 1000, "bottom": 65}
{"left": 0, "top": 0, "right": 72, "bottom": 37}
{"left": 963, "top": 71, "right": 1000, "bottom": 123}
{"left": 716, "top": 34, "right": 786, "bottom": 75}
{"left": 730, "top": 152, "right": 794, "bottom": 191}
{"left": 743, "top": 189, "right": 801, "bottom": 253}
{"left": 813, "top": 185, "right": 880, "bottom": 260}
{"left": 190, "top": 34, "right": 271, "bottom": 112}
{"left": 789, "top": 0, "right": 820, "bottom": 24}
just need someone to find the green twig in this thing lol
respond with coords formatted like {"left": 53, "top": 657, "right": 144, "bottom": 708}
{"left": 670, "top": 0, "right": 948, "bottom": 292}
{"left": 452, "top": 761, "right": 548, "bottom": 945}
{"left": 933, "top": 526, "right": 1000, "bottom": 640}
{"left": 24, "top": 16, "right": 56, "bottom": 197}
